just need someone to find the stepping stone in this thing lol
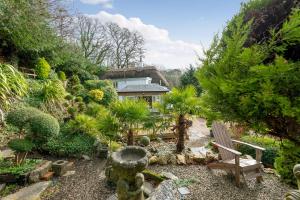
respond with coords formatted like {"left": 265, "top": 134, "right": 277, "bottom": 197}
{"left": 2, "top": 181, "right": 51, "bottom": 200}
{"left": 63, "top": 170, "right": 76, "bottom": 177}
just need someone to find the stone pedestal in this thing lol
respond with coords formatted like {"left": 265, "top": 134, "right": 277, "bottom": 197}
{"left": 111, "top": 146, "right": 149, "bottom": 200}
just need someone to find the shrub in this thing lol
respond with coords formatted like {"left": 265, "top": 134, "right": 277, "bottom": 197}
{"left": 85, "top": 103, "right": 109, "bottom": 118}
{"left": 39, "top": 80, "right": 66, "bottom": 103}
{"left": 109, "top": 141, "right": 122, "bottom": 152}
{"left": 57, "top": 71, "right": 67, "bottom": 81}
{"left": 139, "top": 136, "right": 150, "bottom": 146}
{"left": 0, "top": 64, "right": 28, "bottom": 111}
{"left": 275, "top": 141, "right": 300, "bottom": 186}
{"left": 43, "top": 134, "right": 95, "bottom": 157}
{"left": 69, "top": 75, "right": 80, "bottom": 86}
{"left": 0, "top": 159, "right": 42, "bottom": 176}
{"left": 35, "top": 58, "right": 51, "bottom": 79}
{"left": 6, "top": 107, "right": 42, "bottom": 133}
{"left": 88, "top": 89, "right": 104, "bottom": 102}
{"left": 238, "top": 135, "right": 280, "bottom": 167}
{"left": 28, "top": 113, "right": 60, "bottom": 145}
{"left": 62, "top": 114, "right": 98, "bottom": 136}
{"left": 8, "top": 139, "right": 35, "bottom": 165}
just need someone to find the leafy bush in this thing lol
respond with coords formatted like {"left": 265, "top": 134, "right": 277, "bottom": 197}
{"left": 88, "top": 89, "right": 104, "bottom": 102}
{"left": 275, "top": 141, "right": 300, "bottom": 186}
{"left": 69, "top": 75, "right": 80, "bottom": 86}
{"left": 57, "top": 71, "right": 67, "bottom": 81}
{"left": 35, "top": 58, "right": 51, "bottom": 79}
{"left": 109, "top": 141, "right": 122, "bottom": 152}
{"left": 0, "top": 64, "right": 28, "bottom": 112}
{"left": 238, "top": 136, "right": 280, "bottom": 167}
{"left": 139, "top": 136, "right": 150, "bottom": 146}
{"left": 85, "top": 103, "right": 109, "bottom": 118}
{"left": 6, "top": 107, "right": 41, "bottom": 133}
{"left": 62, "top": 114, "right": 98, "bottom": 136}
{"left": 39, "top": 80, "right": 66, "bottom": 103}
{"left": 0, "top": 159, "right": 41, "bottom": 176}
{"left": 43, "top": 134, "right": 95, "bottom": 157}
{"left": 28, "top": 113, "right": 60, "bottom": 145}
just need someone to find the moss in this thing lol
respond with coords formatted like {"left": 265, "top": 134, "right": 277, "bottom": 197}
{"left": 142, "top": 169, "right": 165, "bottom": 183}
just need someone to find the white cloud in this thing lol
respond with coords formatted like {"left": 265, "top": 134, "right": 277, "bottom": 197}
{"left": 80, "top": 0, "right": 113, "bottom": 8}
{"left": 88, "top": 11, "right": 203, "bottom": 69}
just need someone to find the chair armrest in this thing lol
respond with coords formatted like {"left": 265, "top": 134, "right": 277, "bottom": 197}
{"left": 211, "top": 142, "right": 242, "bottom": 156}
{"left": 232, "top": 139, "right": 265, "bottom": 151}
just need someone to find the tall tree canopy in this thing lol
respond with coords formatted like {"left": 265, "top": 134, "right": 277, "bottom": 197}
{"left": 197, "top": 0, "right": 300, "bottom": 144}
{"left": 180, "top": 65, "right": 202, "bottom": 96}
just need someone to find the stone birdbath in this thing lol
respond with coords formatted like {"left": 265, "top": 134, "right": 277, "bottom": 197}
{"left": 111, "top": 146, "right": 149, "bottom": 200}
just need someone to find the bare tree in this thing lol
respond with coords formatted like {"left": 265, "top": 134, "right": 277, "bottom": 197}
{"left": 106, "top": 23, "right": 145, "bottom": 68}
{"left": 76, "top": 15, "right": 111, "bottom": 66}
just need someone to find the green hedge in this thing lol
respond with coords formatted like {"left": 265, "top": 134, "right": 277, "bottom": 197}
{"left": 43, "top": 134, "right": 96, "bottom": 157}
{"left": 238, "top": 136, "right": 280, "bottom": 168}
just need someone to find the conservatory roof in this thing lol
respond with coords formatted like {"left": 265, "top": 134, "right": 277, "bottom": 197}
{"left": 118, "top": 84, "right": 169, "bottom": 93}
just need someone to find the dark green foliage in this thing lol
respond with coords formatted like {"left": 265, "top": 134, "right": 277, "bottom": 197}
{"left": 0, "top": 159, "right": 41, "bottom": 176}
{"left": 180, "top": 65, "right": 202, "bottom": 96}
{"left": 197, "top": 4, "right": 300, "bottom": 144}
{"left": 8, "top": 139, "right": 34, "bottom": 153}
{"left": 28, "top": 113, "right": 60, "bottom": 145}
{"left": 43, "top": 134, "right": 95, "bottom": 157}
{"left": 275, "top": 141, "right": 300, "bottom": 186}
{"left": 238, "top": 136, "right": 280, "bottom": 167}
{"left": 6, "top": 107, "right": 41, "bottom": 132}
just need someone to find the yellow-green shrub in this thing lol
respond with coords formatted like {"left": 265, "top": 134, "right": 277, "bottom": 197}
{"left": 88, "top": 89, "right": 104, "bottom": 102}
{"left": 35, "top": 58, "right": 51, "bottom": 79}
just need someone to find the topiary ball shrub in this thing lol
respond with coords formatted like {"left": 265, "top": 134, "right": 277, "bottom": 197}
{"left": 88, "top": 89, "right": 104, "bottom": 102}
{"left": 8, "top": 139, "right": 35, "bottom": 153}
{"left": 29, "top": 113, "right": 60, "bottom": 145}
{"left": 275, "top": 141, "right": 300, "bottom": 186}
{"left": 140, "top": 136, "right": 150, "bottom": 146}
{"left": 6, "top": 107, "right": 42, "bottom": 133}
{"left": 35, "top": 57, "right": 51, "bottom": 79}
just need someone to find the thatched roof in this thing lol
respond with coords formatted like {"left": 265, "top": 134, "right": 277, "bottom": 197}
{"left": 100, "top": 66, "right": 169, "bottom": 87}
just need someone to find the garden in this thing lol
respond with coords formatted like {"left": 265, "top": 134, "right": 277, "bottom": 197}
{"left": 0, "top": 0, "right": 300, "bottom": 200}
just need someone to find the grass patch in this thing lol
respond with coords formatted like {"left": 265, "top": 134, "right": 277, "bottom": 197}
{"left": 0, "top": 159, "right": 42, "bottom": 176}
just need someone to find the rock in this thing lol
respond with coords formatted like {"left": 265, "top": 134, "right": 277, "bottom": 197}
{"left": 193, "top": 153, "right": 206, "bottom": 165}
{"left": 29, "top": 160, "right": 52, "bottom": 183}
{"left": 63, "top": 170, "right": 76, "bottom": 177}
{"left": 205, "top": 151, "right": 218, "bottom": 164}
{"left": 143, "top": 181, "right": 155, "bottom": 196}
{"left": 2, "top": 181, "right": 51, "bottom": 200}
{"left": 41, "top": 172, "right": 54, "bottom": 181}
{"left": 82, "top": 155, "right": 91, "bottom": 161}
{"left": 0, "top": 149, "right": 14, "bottom": 159}
{"left": 169, "top": 154, "right": 177, "bottom": 165}
{"left": 149, "top": 156, "right": 159, "bottom": 165}
{"left": 0, "top": 183, "right": 6, "bottom": 192}
{"left": 157, "top": 152, "right": 170, "bottom": 165}
{"left": 107, "top": 194, "right": 118, "bottom": 200}
{"left": 147, "top": 180, "right": 179, "bottom": 200}
{"left": 161, "top": 172, "right": 178, "bottom": 180}
{"left": 185, "top": 152, "right": 194, "bottom": 165}
{"left": 176, "top": 154, "right": 186, "bottom": 165}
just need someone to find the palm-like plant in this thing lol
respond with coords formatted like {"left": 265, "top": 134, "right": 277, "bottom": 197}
{"left": 160, "top": 86, "right": 199, "bottom": 153}
{"left": 0, "top": 64, "right": 28, "bottom": 120}
{"left": 110, "top": 99, "right": 149, "bottom": 145}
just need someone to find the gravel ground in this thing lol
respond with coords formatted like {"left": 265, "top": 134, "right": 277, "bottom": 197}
{"left": 42, "top": 159, "right": 114, "bottom": 200}
{"left": 148, "top": 164, "right": 291, "bottom": 200}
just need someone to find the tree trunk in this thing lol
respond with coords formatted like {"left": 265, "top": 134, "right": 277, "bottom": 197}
{"left": 127, "top": 128, "right": 134, "bottom": 145}
{"left": 176, "top": 114, "right": 186, "bottom": 153}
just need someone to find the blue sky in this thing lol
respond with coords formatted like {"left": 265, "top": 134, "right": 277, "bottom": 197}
{"left": 71, "top": 0, "right": 246, "bottom": 69}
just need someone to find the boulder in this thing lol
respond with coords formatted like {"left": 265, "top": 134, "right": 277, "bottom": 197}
{"left": 205, "top": 151, "right": 218, "bottom": 164}
{"left": 176, "top": 154, "right": 186, "bottom": 165}
{"left": 147, "top": 180, "right": 179, "bottom": 200}
{"left": 161, "top": 172, "right": 178, "bottom": 180}
{"left": 193, "top": 153, "right": 206, "bottom": 165}
{"left": 157, "top": 152, "right": 170, "bottom": 165}
{"left": 169, "top": 154, "right": 177, "bottom": 165}
{"left": 149, "top": 156, "right": 159, "bottom": 165}
{"left": 185, "top": 152, "right": 194, "bottom": 165}
{"left": 2, "top": 181, "right": 51, "bottom": 200}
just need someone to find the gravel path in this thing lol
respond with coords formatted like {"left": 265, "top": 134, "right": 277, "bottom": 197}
{"left": 42, "top": 159, "right": 114, "bottom": 200}
{"left": 187, "top": 118, "right": 210, "bottom": 148}
{"left": 148, "top": 164, "right": 291, "bottom": 200}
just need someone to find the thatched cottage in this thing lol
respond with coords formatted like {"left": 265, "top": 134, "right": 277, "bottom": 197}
{"left": 101, "top": 66, "right": 170, "bottom": 108}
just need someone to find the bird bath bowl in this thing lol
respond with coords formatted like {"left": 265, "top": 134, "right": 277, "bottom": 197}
{"left": 112, "top": 146, "right": 148, "bottom": 184}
